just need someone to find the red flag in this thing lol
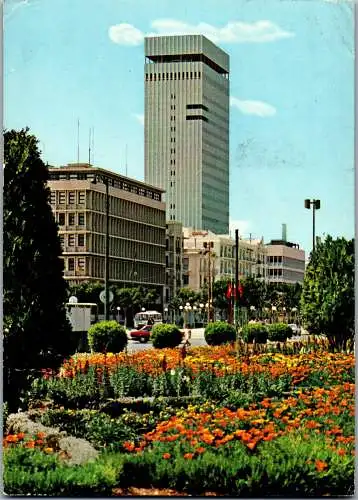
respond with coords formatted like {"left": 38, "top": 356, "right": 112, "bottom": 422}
{"left": 226, "top": 283, "right": 233, "bottom": 299}
{"left": 238, "top": 284, "right": 244, "bottom": 298}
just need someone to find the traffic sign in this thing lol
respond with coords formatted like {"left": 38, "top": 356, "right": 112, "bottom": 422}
{"left": 99, "top": 290, "right": 114, "bottom": 304}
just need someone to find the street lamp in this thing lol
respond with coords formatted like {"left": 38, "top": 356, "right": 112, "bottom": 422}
{"left": 141, "top": 307, "right": 146, "bottom": 312}
{"left": 116, "top": 306, "right": 121, "bottom": 323}
{"left": 304, "top": 199, "right": 321, "bottom": 252}
{"left": 92, "top": 175, "right": 110, "bottom": 320}
{"left": 164, "top": 307, "right": 168, "bottom": 323}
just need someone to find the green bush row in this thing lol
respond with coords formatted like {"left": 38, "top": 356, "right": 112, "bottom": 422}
{"left": 241, "top": 322, "right": 294, "bottom": 343}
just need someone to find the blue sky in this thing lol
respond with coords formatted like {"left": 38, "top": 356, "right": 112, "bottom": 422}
{"left": 5, "top": 0, "right": 355, "bottom": 256}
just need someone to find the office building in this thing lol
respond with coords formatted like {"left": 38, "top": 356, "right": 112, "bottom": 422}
{"left": 144, "top": 35, "right": 230, "bottom": 234}
{"left": 164, "top": 221, "right": 184, "bottom": 308}
{"left": 48, "top": 163, "right": 166, "bottom": 297}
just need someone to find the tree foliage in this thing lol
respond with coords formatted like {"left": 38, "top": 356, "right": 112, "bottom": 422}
{"left": 300, "top": 235, "right": 354, "bottom": 348}
{"left": 4, "top": 128, "right": 73, "bottom": 410}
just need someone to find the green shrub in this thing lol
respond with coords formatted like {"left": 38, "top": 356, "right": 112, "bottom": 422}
{"left": 4, "top": 447, "right": 122, "bottom": 496}
{"left": 151, "top": 324, "right": 182, "bottom": 349}
{"left": 87, "top": 321, "right": 127, "bottom": 353}
{"left": 204, "top": 321, "right": 236, "bottom": 346}
{"left": 267, "top": 322, "right": 293, "bottom": 342}
{"left": 240, "top": 323, "right": 268, "bottom": 344}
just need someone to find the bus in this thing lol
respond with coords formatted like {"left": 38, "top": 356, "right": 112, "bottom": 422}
{"left": 134, "top": 310, "right": 162, "bottom": 329}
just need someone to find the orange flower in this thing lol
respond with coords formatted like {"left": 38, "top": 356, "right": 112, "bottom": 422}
{"left": 184, "top": 453, "right": 194, "bottom": 459}
{"left": 315, "top": 460, "right": 328, "bottom": 472}
{"left": 246, "top": 442, "right": 256, "bottom": 450}
{"left": 123, "top": 441, "right": 135, "bottom": 452}
{"left": 195, "top": 447, "right": 206, "bottom": 454}
{"left": 36, "top": 432, "right": 46, "bottom": 439}
{"left": 25, "top": 441, "right": 35, "bottom": 448}
{"left": 6, "top": 434, "right": 18, "bottom": 443}
{"left": 17, "top": 433, "right": 25, "bottom": 441}
{"left": 336, "top": 448, "right": 346, "bottom": 457}
{"left": 162, "top": 453, "right": 171, "bottom": 459}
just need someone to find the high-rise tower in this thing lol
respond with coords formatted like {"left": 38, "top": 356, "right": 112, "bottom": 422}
{"left": 144, "top": 35, "right": 230, "bottom": 234}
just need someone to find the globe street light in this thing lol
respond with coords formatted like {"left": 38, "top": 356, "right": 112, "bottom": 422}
{"left": 116, "top": 306, "right": 121, "bottom": 323}
{"left": 304, "top": 199, "right": 321, "bottom": 252}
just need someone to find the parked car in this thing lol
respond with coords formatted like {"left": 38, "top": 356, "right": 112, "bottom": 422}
{"left": 288, "top": 323, "right": 301, "bottom": 335}
{"left": 130, "top": 325, "right": 152, "bottom": 343}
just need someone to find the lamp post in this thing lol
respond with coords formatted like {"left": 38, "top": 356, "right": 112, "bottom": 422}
{"left": 164, "top": 307, "right": 168, "bottom": 323}
{"left": 199, "top": 303, "right": 204, "bottom": 326}
{"left": 193, "top": 305, "right": 197, "bottom": 327}
{"left": 116, "top": 306, "right": 121, "bottom": 323}
{"left": 304, "top": 199, "right": 321, "bottom": 252}
{"left": 271, "top": 305, "right": 277, "bottom": 323}
{"left": 179, "top": 305, "right": 183, "bottom": 325}
{"left": 92, "top": 175, "right": 110, "bottom": 320}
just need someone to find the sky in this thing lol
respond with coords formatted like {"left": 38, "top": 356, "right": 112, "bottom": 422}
{"left": 4, "top": 0, "right": 355, "bottom": 257}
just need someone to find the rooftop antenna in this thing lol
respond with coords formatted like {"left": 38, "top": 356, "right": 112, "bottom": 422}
{"left": 125, "top": 144, "right": 128, "bottom": 177}
{"left": 77, "top": 118, "right": 80, "bottom": 164}
{"left": 88, "top": 128, "right": 91, "bottom": 165}
{"left": 92, "top": 127, "right": 95, "bottom": 165}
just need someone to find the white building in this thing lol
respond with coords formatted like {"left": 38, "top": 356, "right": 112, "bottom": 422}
{"left": 182, "top": 228, "right": 267, "bottom": 292}
{"left": 144, "top": 35, "right": 230, "bottom": 234}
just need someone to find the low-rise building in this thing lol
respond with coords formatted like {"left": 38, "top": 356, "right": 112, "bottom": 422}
{"left": 48, "top": 163, "right": 166, "bottom": 299}
{"left": 182, "top": 228, "right": 267, "bottom": 292}
{"left": 265, "top": 239, "right": 305, "bottom": 284}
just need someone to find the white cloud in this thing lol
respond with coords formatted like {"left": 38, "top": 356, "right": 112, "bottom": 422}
{"left": 108, "top": 19, "right": 294, "bottom": 46}
{"left": 133, "top": 113, "right": 144, "bottom": 126}
{"left": 230, "top": 97, "right": 276, "bottom": 117}
{"left": 229, "top": 219, "right": 251, "bottom": 237}
{"left": 108, "top": 23, "right": 144, "bottom": 45}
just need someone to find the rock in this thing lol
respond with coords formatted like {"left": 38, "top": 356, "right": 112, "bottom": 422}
{"left": 6, "top": 412, "right": 99, "bottom": 465}
{"left": 58, "top": 436, "right": 99, "bottom": 466}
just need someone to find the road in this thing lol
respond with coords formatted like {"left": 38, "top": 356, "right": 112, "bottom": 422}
{"left": 126, "top": 328, "right": 207, "bottom": 353}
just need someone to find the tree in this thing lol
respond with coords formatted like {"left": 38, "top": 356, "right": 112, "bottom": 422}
{"left": 4, "top": 128, "right": 74, "bottom": 411}
{"left": 300, "top": 235, "right": 354, "bottom": 349}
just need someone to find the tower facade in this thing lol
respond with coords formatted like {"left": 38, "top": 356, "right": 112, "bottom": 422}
{"left": 144, "top": 35, "right": 230, "bottom": 234}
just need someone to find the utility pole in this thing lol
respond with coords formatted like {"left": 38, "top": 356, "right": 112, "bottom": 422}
{"left": 235, "top": 229, "right": 239, "bottom": 327}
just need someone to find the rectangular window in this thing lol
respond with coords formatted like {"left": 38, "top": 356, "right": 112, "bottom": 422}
{"left": 186, "top": 115, "right": 208, "bottom": 122}
{"left": 78, "top": 213, "right": 85, "bottom": 226}
{"left": 68, "top": 213, "right": 75, "bottom": 226}
{"left": 58, "top": 213, "right": 65, "bottom": 226}
{"left": 78, "top": 234, "right": 85, "bottom": 246}
{"left": 68, "top": 258, "right": 75, "bottom": 271}
{"left": 50, "top": 192, "right": 56, "bottom": 204}
{"left": 77, "top": 257, "right": 85, "bottom": 271}
{"left": 68, "top": 191, "right": 76, "bottom": 204}
{"left": 186, "top": 104, "right": 209, "bottom": 111}
{"left": 58, "top": 191, "right": 66, "bottom": 204}
{"left": 78, "top": 191, "right": 85, "bottom": 204}
{"left": 59, "top": 235, "right": 64, "bottom": 248}
{"left": 68, "top": 234, "right": 76, "bottom": 246}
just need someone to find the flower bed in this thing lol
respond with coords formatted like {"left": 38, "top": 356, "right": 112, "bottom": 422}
{"left": 4, "top": 345, "right": 355, "bottom": 496}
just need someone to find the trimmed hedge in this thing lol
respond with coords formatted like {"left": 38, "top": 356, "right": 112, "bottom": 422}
{"left": 241, "top": 323, "right": 268, "bottom": 344}
{"left": 87, "top": 321, "right": 127, "bottom": 353}
{"left": 204, "top": 321, "right": 236, "bottom": 346}
{"left": 268, "top": 323, "right": 294, "bottom": 342}
{"left": 151, "top": 324, "right": 183, "bottom": 349}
